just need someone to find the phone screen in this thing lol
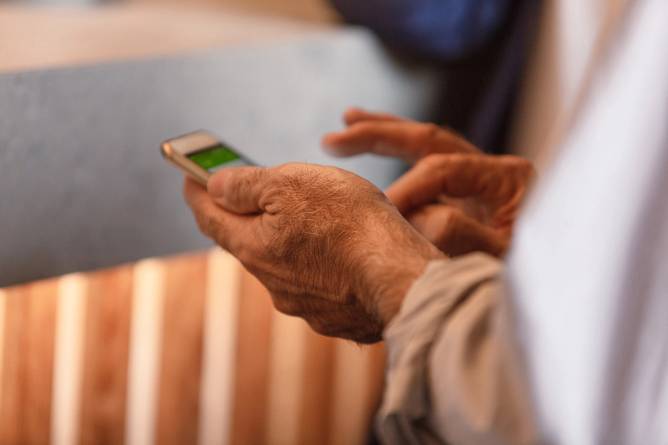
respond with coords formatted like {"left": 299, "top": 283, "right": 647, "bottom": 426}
{"left": 187, "top": 144, "right": 249, "bottom": 173}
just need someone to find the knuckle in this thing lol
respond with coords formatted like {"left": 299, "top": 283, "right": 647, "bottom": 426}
{"left": 233, "top": 173, "right": 253, "bottom": 196}
{"left": 235, "top": 169, "right": 263, "bottom": 196}
{"left": 420, "top": 152, "right": 474, "bottom": 173}
{"left": 497, "top": 155, "right": 537, "bottom": 181}
{"left": 419, "top": 153, "right": 449, "bottom": 171}
{"left": 440, "top": 209, "right": 458, "bottom": 231}
{"left": 273, "top": 164, "right": 312, "bottom": 195}
{"left": 274, "top": 162, "right": 306, "bottom": 179}
{"left": 416, "top": 123, "right": 440, "bottom": 144}
{"left": 355, "top": 121, "right": 379, "bottom": 136}
{"left": 501, "top": 155, "right": 532, "bottom": 170}
{"left": 435, "top": 208, "right": 461, "bottom": 241}
{"left": 516, "top": 158, "right": 537, "bottom": 177}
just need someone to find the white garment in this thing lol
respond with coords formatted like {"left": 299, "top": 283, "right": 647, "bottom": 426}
{"left": 378, "top": 0, "right": 668, "bottom": 443}
{"left": 512, "top": 0, "right": 631, "bottom": 165}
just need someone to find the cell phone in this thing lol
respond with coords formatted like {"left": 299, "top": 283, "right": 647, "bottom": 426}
{"left": 160, "top": 130, "right": 254, "bottom": 186}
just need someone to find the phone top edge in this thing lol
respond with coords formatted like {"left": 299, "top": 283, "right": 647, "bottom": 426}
{"left": 162, "top": 130, "right": 220, "bottom": 155}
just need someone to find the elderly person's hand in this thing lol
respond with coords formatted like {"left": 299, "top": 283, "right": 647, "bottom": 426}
{"left": 323, "top": 108, "right": 535, "bottom": 256}
{"left": 386, "top": 154, "right": 535, "bottom": 256}
{"left": 184, "top": 164, "right": 443, "bottom": 343}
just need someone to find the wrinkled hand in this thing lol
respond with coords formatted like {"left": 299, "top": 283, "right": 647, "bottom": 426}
{"left": 184, "top": 164, "right": 443, "bottom": 343}
{"left": 386, "top": 154, "right": 535, "bottom": 256}
{"left": 323, "top": 108, "right": 535, "bottom": 256}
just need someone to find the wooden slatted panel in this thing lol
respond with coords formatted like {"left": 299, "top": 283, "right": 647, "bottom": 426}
{"left": 0, "top": 249, "right": 388, "bottom": 445}
{"left": 156, "top": 254, "right": 208, "bottom": 445}
{"left": 79, "top": 265, "right": 133, "bottom": 445}
{"left": 0, "top": 278, "right": 58, "bottom": 444}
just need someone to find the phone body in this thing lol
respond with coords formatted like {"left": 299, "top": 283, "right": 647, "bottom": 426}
{"left": 160, "top": 130, "right": 254, "bottom": 186}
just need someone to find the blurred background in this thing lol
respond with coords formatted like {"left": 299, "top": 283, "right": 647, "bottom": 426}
{"left": 2, "top": 0, "right": 337, "bottom": 22}
{"left": 0, "top": 0, "right": 606, "bottom": 444}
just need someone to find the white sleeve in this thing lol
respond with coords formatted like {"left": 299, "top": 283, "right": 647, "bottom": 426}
{"left": 505, "top": 0, "right": 668, "bottom": 442}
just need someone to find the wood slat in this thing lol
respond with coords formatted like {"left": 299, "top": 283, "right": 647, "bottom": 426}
{"left": 265, "top": 312, "right": 307, "bottom": 445}
{"left": 79, "top": 265, "right": 133, "bottom": 445}
{"left": 0, "top": 250, "right": 388, "bottom": 445}
{"left": 230, "top": 271, "right": 274, "bottom": 445}
{"left": 156, "top": 253, "right": 208, "bottom": 445}
{"left": 125, "top": 259, "right": 165, "bottom": 445}
{"left": 51, "top": 274, "right": 88, "bottom": 445}
{"left": 0, "top": 279, "right": 58, "bottom": 444}
{"left": 364, "top": 344, "right": 386, "bottom": 428}
{"left": 198, "top": 249, "right": 244, "bottom": 445}
{"left": 329, "top": 341, "right": 383, "bottom": 445}
{"left": 0, "top": 290, "right": 6, "bottom": 437}
{"left": 298, "top": 333, "right": 337, "bottom": 445}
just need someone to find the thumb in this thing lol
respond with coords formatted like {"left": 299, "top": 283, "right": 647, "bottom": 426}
{"left": 207, "top": 166, "right": 269, "bottom": 214}
{"left": 386, "top": 154, "right": 493, "bottom": 214}
{"left": 183, "top": 177, "right": 249, "bottom": 253}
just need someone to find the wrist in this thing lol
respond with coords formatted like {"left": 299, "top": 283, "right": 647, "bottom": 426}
{"left": 375, "top": 250, "right": 443, "bottom": 326}
{"left": 356, "top": 224, "right": 445, "bottom": 328}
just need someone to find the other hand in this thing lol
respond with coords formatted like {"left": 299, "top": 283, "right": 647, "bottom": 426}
{"left": 387, "top": 153, "right": 535, "bottom": 256}
{"left": 323, "top": 108, "right": 535, "bottom": 256}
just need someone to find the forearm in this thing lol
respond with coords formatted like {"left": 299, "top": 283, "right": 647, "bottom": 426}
{"left": 378, "top": 253, "right": 536, "bottom": 445}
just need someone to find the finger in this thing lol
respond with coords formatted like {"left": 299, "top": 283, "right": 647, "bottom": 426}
{"left": 322, "top": 121, "right": 477, "bottom": 162}
{"left": 343, "top": 107, "right": 405, "bottom": 126}
{"left": 183, "top": 177, "right": 249, "bottom": 252}
{"left": 407, "top": 205, "right": 508, "bottom": 257}
{"left": 207, "top": 166, "right": 270, "bottom": 214}
{"left": 323, "top": 121, "right": 434, "bottom": 162}
{"left": 386, "top": 154, "right": 490, "bottom": 214}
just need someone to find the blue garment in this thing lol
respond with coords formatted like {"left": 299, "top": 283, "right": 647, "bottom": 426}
{"left": 330, "top": 0, "right": 511, "bottom": 59}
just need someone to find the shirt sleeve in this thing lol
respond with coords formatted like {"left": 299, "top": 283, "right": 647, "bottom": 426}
{"left": 377, "top": 253, "right": 536, "bottom": 445}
